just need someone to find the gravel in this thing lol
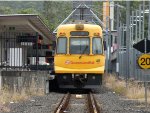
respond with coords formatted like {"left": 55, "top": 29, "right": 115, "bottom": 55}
{"left": 93, "top": 86, "right": 150, "bottom": 113}
{"left": 1, "top": 92, "right": 63, "bottom": 113}
{"left": 1, "top": 86, "right": 150, "bottom": 113}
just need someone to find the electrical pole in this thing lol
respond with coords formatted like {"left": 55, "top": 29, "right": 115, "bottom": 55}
{"left": 142, "top": 1, "right": 145, "bottom": 40}
{"left": 106, "top": 16, "right": 109, "bottom": 74}
{"left": 116, "top": 2, "right": 120, "bottom": 76}
{"left": 148, "top": 1, "right": 150, "bottom": 39}
{"left": 108, "top": 18, "right": 112, "bottom": 73}
{"left": 126, "top": 1, "right": 130, "bottom": 87}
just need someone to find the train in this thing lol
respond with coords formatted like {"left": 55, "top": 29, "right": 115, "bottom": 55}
{"left": 54, "top": 21, "right": 105, "bottom": 88}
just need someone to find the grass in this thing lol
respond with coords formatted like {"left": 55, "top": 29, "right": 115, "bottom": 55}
{"left": 104, "top": 74, "right": 127, "bottom": 95}
{"left": 104, "top": 74, "right": 150, "bottom": 101}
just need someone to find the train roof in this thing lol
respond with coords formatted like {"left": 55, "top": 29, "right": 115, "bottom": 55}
{"left": 58, "top": 24, "right": 102, "bottom": 31}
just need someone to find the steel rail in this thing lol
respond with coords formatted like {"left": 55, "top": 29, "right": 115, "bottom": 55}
{"left": 54, "top": 92, "right": 101, "bottom": 113}
{"left": 87, "top": 93, "right": 101, "bottom": 113}
{"left": 54, "top": 93, "right": 71, "bottom": 113}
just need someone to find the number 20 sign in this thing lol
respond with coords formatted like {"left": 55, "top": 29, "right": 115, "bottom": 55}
{"left": 138, "top": 54, "right": 150, "bottom": 69}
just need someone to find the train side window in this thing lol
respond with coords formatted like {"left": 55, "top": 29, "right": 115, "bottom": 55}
{"left": 92, "top": 37, "right": 103, "bottom": 54}
{"left": 56, "top": 37, "right": 67, "bottom": 54}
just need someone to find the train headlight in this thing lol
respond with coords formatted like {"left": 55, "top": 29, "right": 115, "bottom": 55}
{"left": 76, "top": 24, "right": 84, "bottom": 30}
{"left": 63, "top": 76, "right": 67, "bottom": 79}
{"left": 92, "top": 76, "right": 96, "bottom": 80}
{"left": 94, "top": 32, "right": 100, "bottom": 36}
{"left": 59, "top": 32, "right": 66, "bottom": 36}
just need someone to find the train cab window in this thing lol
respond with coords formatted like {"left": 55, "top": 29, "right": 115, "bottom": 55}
{"left": 70, "top": 38, "right": 90, "bottom": 54}
{"left": 92, "top": 37, "right": 103, "bottom": 54}
{"left": 57, "top": 37, "right": 67, "bottom": 54}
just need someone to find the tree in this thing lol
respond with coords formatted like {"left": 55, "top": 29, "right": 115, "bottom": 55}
{"left": 17, "top": 8, "right": 38, "bottom": 14}
{"left": 0, "top": 6, "right": 12, "bottom": 14}
{"left": 43, "top": 1, "right": 72, "bottom": 31}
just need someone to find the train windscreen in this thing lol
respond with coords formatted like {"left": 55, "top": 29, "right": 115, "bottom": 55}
{"left": 70, "top": 37, "right": 90, "bottom": 54}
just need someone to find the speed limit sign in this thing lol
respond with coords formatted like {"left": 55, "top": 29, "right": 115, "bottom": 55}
{"left": 138, "top": 54, "right": 150, "bottom": 69}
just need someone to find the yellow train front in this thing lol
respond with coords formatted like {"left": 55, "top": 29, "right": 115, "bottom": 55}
{"left": 54, "top": 23, "right": 105, "bottom": 88}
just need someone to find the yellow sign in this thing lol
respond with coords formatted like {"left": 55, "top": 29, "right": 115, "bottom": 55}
{"left": 138, "top": 54, "right": 150, "bottom": 69}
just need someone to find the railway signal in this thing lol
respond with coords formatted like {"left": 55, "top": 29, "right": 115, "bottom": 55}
{"left": 133, "top": 38, "right": 150, "bottom": 53}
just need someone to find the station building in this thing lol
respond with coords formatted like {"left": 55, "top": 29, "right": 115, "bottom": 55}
{"left": 0, "top": 14, "right": 54, "bottom": 93}
{"left": 0, "top": 14, "right": 54, "bottom": 70}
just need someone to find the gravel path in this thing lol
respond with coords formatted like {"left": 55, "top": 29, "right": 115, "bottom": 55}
{"left": 1, "top": 86, "right": 150, "bottom": 113}
{"left": 1, "top": 92, "right": 63, "bottom": 113}
{"left": 93, "top": 86, "right": 150, "bottom": 113}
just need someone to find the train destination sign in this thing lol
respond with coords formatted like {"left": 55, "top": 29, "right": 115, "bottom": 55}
{"left": 138, "top": 54, "right": 150, "bottom": 69}
{"left": 133, "top": 39, "right": 150, "bottom": 53}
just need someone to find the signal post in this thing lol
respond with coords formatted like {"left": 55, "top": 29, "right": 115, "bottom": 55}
{"left": 134, "top": 38, "right": 150, "bottom": 108}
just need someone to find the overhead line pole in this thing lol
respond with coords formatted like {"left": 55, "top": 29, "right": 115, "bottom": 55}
{"left": 108, "top": 18, "right": 112, "bottom": 73}
{"left": 131, "top": 11, "right": 134, "bottom": 79}
{"left": 105, "top": 16, "right": 109, "bottom": 73}
{"left": 126, "top": 1, "right": 130, "bottom": 87}
{"left": 139, "top": 5, "right": 142, "bottom": 40}
{"left": 142, "top": 1, "right": 145, "bottom": 40}
{"left": 148, "top": 1, "right": 150, "bottom": 39}
{"left": 135, "top": 11, "right": 138, "bottom": 43}
{"left": 116, "top": 2, "right": 120, "bottom": 76}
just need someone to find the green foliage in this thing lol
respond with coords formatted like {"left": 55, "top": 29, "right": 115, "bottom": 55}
{"left": 0, "top": 1, "right": 73, "bottom": 31}
{"left": 0, "top": 1, "right": 147, "bottom": 33}
{"left": 92, "top": 2, "right": 103, "bottom": 20}
{"left": 115, "top": 1, "right": 149, "bottom": 38}
{"left": 0, "top": 1, "right": 43, "bottom": 13}
{"left": 17, "top": 8, "right": 38, "bottom": 14}
{"left": 0, "top": 6, "right": 12, "bottom": 14}
{"left": 115, "top": 1, "right": 147, "bottom": 23}
{"left": 43, "top": 1, "right": 72, "bottom": 31}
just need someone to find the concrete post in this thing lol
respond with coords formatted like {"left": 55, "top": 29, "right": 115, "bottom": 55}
{"left": 45, "top": 80, "right": 49, "bottom": 94}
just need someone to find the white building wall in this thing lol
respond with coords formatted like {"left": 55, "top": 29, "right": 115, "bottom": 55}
{"left": 7, "top": 48, "right": 23, "bottom": 66}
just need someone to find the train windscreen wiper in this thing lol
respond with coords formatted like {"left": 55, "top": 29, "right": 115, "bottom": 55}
{"left": 79, "top": 45, "right": 88, "bottom": 59}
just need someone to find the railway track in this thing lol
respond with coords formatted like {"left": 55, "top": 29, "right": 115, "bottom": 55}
{"left": 54, "top": 92, "right": 101, "bottom": 113}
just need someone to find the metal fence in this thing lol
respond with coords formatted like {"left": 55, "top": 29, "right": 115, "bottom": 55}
{"left": 109, "top": 2, "right": 150, "bottom": 81}
{"left": 0, "top": 32, "right": 54, "bottom": 71}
